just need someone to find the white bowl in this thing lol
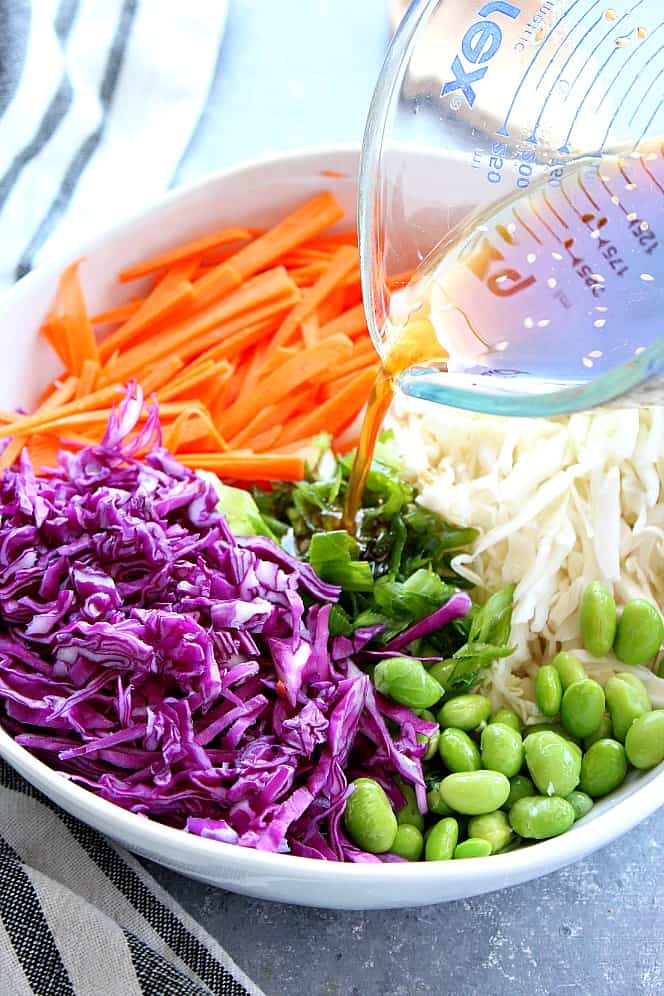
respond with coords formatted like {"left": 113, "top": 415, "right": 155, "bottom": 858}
{"left": 0, "top": 146, "right": 662, "bottom": 909}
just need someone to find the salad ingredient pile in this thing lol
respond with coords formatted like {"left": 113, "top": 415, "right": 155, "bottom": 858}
{"left": 0, "top": 192, "right": 662, "bottom": 864}
{"left": 0, "top": 193, "right": 389, "bottom": 479}
{"left": 393, "top": 398, "right": 664, "bottom": 719}
{"left": 0, "top": 389, "right": 470, "bottom": 860}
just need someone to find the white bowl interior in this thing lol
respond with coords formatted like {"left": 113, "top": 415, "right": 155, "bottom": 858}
{"left": 0, "top": 145, "right": 662, "bottom": 909}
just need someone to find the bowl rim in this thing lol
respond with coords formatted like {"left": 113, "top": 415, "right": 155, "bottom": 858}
{"left": 1, "top": 142, "right": 662, "bottom": 887}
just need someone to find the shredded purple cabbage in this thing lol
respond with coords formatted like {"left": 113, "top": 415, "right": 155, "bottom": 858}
{"left": 0, "top": 387, "right": 449, "bottom": 860}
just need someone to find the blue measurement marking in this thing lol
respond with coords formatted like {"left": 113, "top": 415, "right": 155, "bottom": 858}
{"left": 497, "top": 0, "right": 589, "bottom": 138}
{"left": 632, "top": 95, "right": 664, "bottom": 151}
{"left": 528, "top": 11, "right": 605, "bottom": 145}
{"left": 627, "top": 45, "right": 664, "bottom": 125}
{"left": 595, "top": 21, "right": 664, "bottom": 112}
{"left": 558, "top": 1, "right": 648, "bottom": 154}
{"left": 597, "top": 40, "right": 664, "bottom": 151}
{"left": 534, "top": 0, "right": 602, "bottom": 91}
{"left": 564, "top": 0, "right": 645, "bottom": 101}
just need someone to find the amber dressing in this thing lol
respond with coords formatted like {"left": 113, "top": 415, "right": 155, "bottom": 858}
{"left": 344, "top": 318, "right": 446, "bottom": 528}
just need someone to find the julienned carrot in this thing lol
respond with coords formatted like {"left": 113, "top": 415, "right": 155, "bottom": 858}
{"left": 269, "top": 245, "right": 358, "bottom": 350}
{"left": 99, "top": 258, "right": 197, "bottom": 361}
{"left": 177, "top": 452, "right": 305, "bottom": 482}
{"left": 107, "top": 267, "right": 299, "bottom": 382}
{"left": 91, "top": 299, "right": 143, "bottom": 326}
{"left": 0, "top": 384, "right": 124, "bottom": 440}
{"left": 229, "top": 390, "right": 310, "bottom": 449}
{"left": 119, "top": 226, "right": 252, "bottom": 282}
{"left": 140, "top": 355, "right": 185, "bottom": 393}
{"left": 54, "top": 261, "right": 99, "bottom": 375}
{"left": 318, "top": 302, "right": 367, "bottom": 339}
{"left": 301, "top": 314, "right": 319, "bottom": 348}
{"left": 76, "top": 359, "right": 100, "bottom": 398}
{"left": 157, "top": 359, "right": 233, "bottom": 403}
{"left": 278, "top": 367, "right": 376, "bottom": 446}
{"left": 190, "top": 192, "right": 344, "bottom": 311}
{"left": 9, "top": 192, "right": 385, "bottom": 488}
{"left": 219, "top": 333, "right": 353, "bottom": 439}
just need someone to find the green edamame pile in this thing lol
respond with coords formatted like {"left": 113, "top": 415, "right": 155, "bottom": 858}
{"left": 342, "top": 582, "right": 664, "bottom": 860}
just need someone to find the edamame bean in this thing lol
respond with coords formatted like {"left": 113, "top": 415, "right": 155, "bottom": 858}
{"left": 417, "top": 727, "right": 440, "bottom": 762}
{"left": 373, "top": 657, "right": 444, "bottom": 710}
{"left": 625, "top": 710, "right": 664, "bottom": 769}
{"left": 454, "top": 838, "right": 492, "bottom": 859}
{"left": 552, "top": 652, "right": 586, "bottom": 690}
{"left": 490, "top": 708, "right": 521, "bottom": 732}
{"left": 614, "top": 599, "right": 664, "bottom": 666}
{"left": 438, "top": 694, "right": 492, "bottom": 731}
{"left": 425, "top": 817, "right": 459, "bottom": 861}
{"left": 509, "top": 796, "right": 575, "bottom": 839}
{"left": 427, "top": 660, "right": 455, "bottom": 688}
{"left": 504, "top": 774, "right": 536, "bottom": 810}
{"left": 580, "top": 581, "right": 617, "bottom": 657}
{"left": 535, "top": 665, "right": 563, "bottom": 717}
{"left": 468, "top": 811, "right": 513, "bottom": 853}
{"left": 560, "top": 679, "right": 606, "bottom": 738}
{"left": 480, "top": 723, "right": 524, "bottom": 778}
{"left": 396, "top": 782, "right": 425, "bottom": 832}
{"left": 565, "top": 790, "right": 594, "bottom": 821}
{"left": 525, "top": 722, "right": 580, "bottom": 744}
{"left": 606, "top": 673, "right": 651, "bottom": 742}
{"left": 439, "top": 727, "right": 481, "bottom": 772}
{"left": 583, "top": 713, "right": 613, "bottom": 750}
{"left": 390, "top": 823, "right": 424, "bottom": 861}
{"left": 343, "top": 778, "right": 397, "bottom": 853}
{"left": 524, "top": 731, "right": 581, "bottom": 797}
{"left": 427, "top": 781, "right": 454, "bottom": 816}
{"left": 440, "top": 771, "right": 510, "bottom": 815}
{"left": 579, "top": 739, "right": 627, "bottom": 797}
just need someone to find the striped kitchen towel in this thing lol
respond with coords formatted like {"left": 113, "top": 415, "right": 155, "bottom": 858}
{"left": 0, "top": 759, "right": 263, "bottom": 996}
{"left": 0, "top": 0, "right": 228, "bottom": 288}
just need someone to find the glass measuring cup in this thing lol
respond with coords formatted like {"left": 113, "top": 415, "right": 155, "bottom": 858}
{"left": 359, "top": 0, "right": 664, "bottom": 415}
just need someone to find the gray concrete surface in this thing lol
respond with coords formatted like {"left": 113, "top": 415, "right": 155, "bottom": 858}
{"left": 145, "top": 808, "right": 664, "bottom": 996}
{"left": 152, "top": 4, "right": 664, "bottom": 993}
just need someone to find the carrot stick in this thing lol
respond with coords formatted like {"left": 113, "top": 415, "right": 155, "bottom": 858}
{"left": 140, "top": 355, "right": 185, "bottom": 393}
{"left": 260, "top": 346, "right": 298, "bottom": 378}
{"left": 301, "top": 314, "right": 319, "bottom": 348}
{"left": 75, "top": 359, "right": 100, "bottom": 399}
{"left": 269, "top": 245, "right": 358, "bottom": 350}
{"left": 107, "top": 268, "right": 299, "bottom": 382}
{"left": 318, "top": 303, "right": 367, "bottom": 339}
{"left": 41, "top": 317, "right": 73, "bottom": 369}
{"left": 190, "top": 192, "right": 344, "bottom": 311}
{"left": 99, "top": 259, "right": 197, "bottom": 362}
{"left": 119, "top": 227, "right": 252, "bottom": 282}
{"left": 54, "top": 262, "right": 99, "bottom": 374}
{"left": 218, "top": 333, "right": 353, "bottom": 439}
{"left": 157, "top": 360, "right": 232, "bottom": 403}
{"left": 91, "top": 299, "right": 143, "bottom": 326}
{"left": 0, "top": 385, "right": 124, "bottom": 440}
{"left": 317, "top": 340, "right": 376, "bottom": 384}
{"left": 249, "top": 424, "right": 283, "bottom": 452}
{"left": 177, "top": 452, "right": 304, "bottom": 482}
{"left": 229, "top": 390, "right": 309, "bottom": 448}
{"left": 278, "top": 367, "right": 376, "bottom": 445}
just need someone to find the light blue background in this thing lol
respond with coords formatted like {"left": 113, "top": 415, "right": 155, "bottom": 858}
{"left": 176, "top": 0, "right": 391, "bottom": 183}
